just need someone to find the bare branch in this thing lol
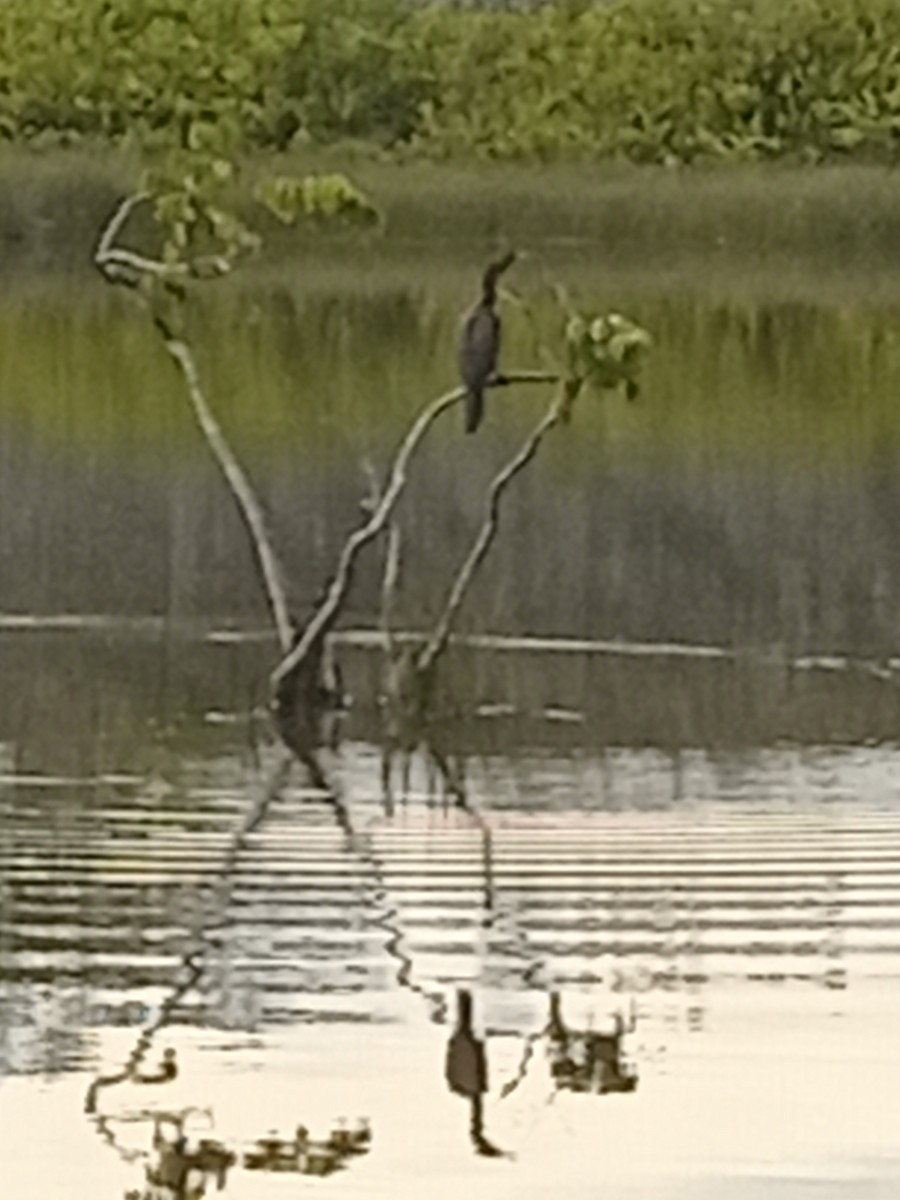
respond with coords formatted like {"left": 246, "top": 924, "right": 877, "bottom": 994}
{"left": 94, "top": 192, "right": 232, "bottom": 284}
{"left": 381, "top": 523, "right": 402, "bottom": 655}
{"left": 269, "top": 370, "right": 559, "bottom": 694}
{"left": 164, "top": 338, "right": 295, "bottom": 653}
{"left": 269, "top": 386, "right": 461, "bottom": 690}
{"left": 96, "top": 194, "right": 562, "bottom": 791}
{"left": 94, "top": 192, "right": 151, "bottom": 266}
{"left": 95, "top": 195, "right": 294, "bottom": 653}
{"left": 419, "top": 389, "right": 567, "bottom": 676}
{"left": 104, "top": 246, "right": 232, "bottom": 281}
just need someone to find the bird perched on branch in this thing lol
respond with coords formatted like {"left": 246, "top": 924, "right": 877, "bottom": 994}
{"left": 458, "top": 251, "right": 516, "bottom": 434}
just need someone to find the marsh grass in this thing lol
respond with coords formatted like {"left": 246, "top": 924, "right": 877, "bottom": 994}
{"left": 5, "top": 147, "right": 900, "bottom": 305}
{"left": 6, "top": 150, "right": 900, "bottom": 651}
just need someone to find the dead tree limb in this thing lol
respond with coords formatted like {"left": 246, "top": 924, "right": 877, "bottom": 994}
{"left": 94, "top": 195, "right": 294, "bottom": 654}
{"left": 96, "top": 195, "right": 559, "bottom": 798}
{"left": 379, "top": 383, "right": 577, "bottom": 810}
{"left": 95, "top": 192, "right": 231, "bottom": 285}
{"left": 95, "top": 192, "right": 150, "bottom": 270}
{"left": 411, "top": 393, "right": 566, "bottom": 805}
{"left": 419, "top": 384, "right": 574, "bottom": 676}
{"left": 96, "top": 196, "right": 342, "bottom": 796}
{"left": 268, "top": 369, "right": 558, "bottom": 697}
{"left": 162, "top": 338, "right": 294, "bottom": 653}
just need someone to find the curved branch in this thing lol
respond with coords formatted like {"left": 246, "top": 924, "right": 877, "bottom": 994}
{"left": 94, "top": 192, "right": 150, "bottom": 266}
{"left": 95, "top": 193, "right": 232, "bottom": 283}
{"left": 94, "top": 195, "right": 293, "bottom": 653}
{"left": 269, "top": 387, "right": 460, "bottom": 690}
{"left": 268, "top": 370, "right": 557, "bottom": 694}
{"left": 418, "top": 389, "right": 567, "bottom": 676}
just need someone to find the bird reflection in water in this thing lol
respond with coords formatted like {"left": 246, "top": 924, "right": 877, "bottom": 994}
{"left": 445, "top": 989, "right": 506, "bottom": 1157}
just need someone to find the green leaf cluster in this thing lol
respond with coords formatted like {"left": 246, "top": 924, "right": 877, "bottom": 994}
{"left": 565, "top": 312, "right": 652, "bottom": 396}
{"left": 255, "top": 173, "right": 379, "bottom": 226}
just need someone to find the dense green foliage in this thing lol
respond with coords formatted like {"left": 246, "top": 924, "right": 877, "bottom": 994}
{"left": 411, "top": 0, "right": 900, "bottom": 162}
{"left": 0, "top": 0, "right": 381, "bottom": 265}
{"left": 0, "top": 0, "right": 302, "bottom": 150}
{"left": 4, "top": 0, "right": 900, "bottom": 164}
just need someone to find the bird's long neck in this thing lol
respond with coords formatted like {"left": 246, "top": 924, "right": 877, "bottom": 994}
{"left": 480, "top": 252, "right": 514, "bottom": 307}
{"left": 480, "top": 277, "right": 498, "bottom": 307}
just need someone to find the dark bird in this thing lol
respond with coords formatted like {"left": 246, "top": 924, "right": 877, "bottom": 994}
{"left": 458, "top": 251, "right": 516, "bottom": 433}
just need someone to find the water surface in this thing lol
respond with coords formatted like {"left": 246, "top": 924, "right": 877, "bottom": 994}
{"left": 3, "top": 234, "right": 900, "bottom": 1197}
{"left": 2, "top": 631, "right": 900, "bottom": 1198}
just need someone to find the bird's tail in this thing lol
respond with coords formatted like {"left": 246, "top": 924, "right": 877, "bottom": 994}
{"left": 464, "top": 389, "right": 484, "bottom": 434}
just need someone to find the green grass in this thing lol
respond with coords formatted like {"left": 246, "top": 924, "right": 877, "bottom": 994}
{"left": 6, "top": 147, "right": 900, "bottom": 308}
{"left": 5, "top": 151, "right": 900, "bottom": 652}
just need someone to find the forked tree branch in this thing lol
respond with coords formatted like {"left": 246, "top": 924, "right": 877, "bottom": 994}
{"left": 95, "top": 192, "right": 150, "bottom": 266}
{"left": 268, "top": 370, "right": 557, "bottom": 694}
{"left": 269, "top": 387, "right": 460, "bottom": 690}
{"left": 96, "top": 195, "right": 562, "bottom": 729}
{"left": 95, "top": 192, "right": 232, "bottom": 284}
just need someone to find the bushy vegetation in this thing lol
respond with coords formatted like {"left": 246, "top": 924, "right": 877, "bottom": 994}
{"left": 3, "top": 0, "right": 900, "bottom": 164}
{"left": 411, "top": 0, "right": 900, "bottom": 162}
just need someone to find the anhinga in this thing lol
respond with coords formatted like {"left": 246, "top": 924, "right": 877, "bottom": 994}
{"left": 458, "top": 251, "right": 516, "bottom": 434}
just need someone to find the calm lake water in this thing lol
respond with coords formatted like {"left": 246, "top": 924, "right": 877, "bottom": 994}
{"left": 3, "top": 237, "right": 900, "bottom": 1198}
